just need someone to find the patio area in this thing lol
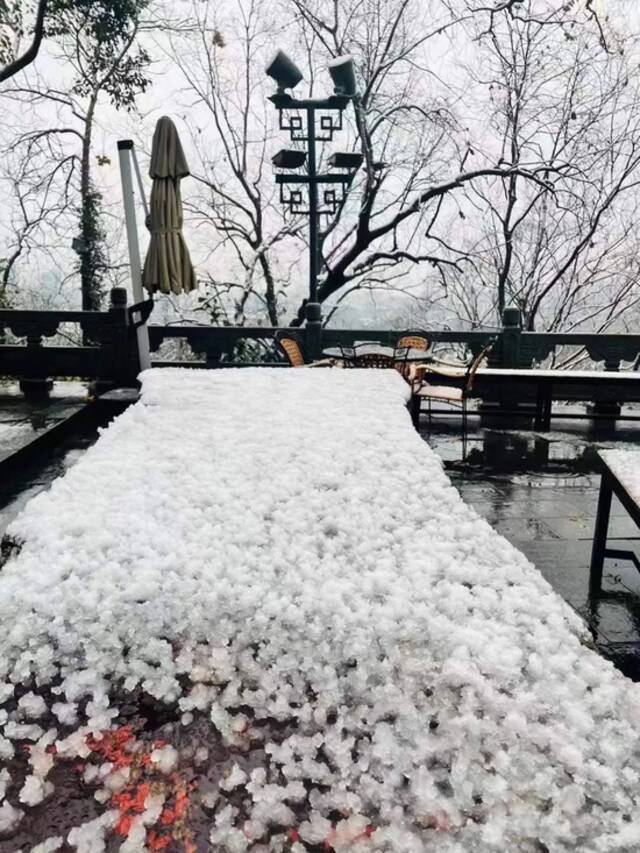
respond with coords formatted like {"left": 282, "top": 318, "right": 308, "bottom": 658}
{"left": 0, "top": 373, "right": 639, "bottom": 851}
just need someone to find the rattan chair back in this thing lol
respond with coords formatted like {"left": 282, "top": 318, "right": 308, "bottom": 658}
{"left": 276, "top": 335, "right": 306, "bottom": 367}
{"left": 465, "top": 339, "right": 495, "bottom": 392}
{"left": 354, "top": 353, "right": 396, "bottom": 369}
{"left": 397, "top": 334, "right": 429, "bottom": 352}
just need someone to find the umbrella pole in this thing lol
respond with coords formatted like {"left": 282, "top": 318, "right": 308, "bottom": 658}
{"left": 117, "top": 139, "right": 151, "bottom": 372}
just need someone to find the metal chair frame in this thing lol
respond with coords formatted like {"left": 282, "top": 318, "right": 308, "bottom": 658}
{"left": 411, "top": 340, "right": 496, "bottom": 450}
{"left": 394, "top": 334, "right": 429, "bottom": 381}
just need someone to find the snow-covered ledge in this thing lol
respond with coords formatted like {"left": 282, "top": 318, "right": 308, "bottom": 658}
{"left": 599, "top": 449, "right": 640, "bottom": 506}
{"left": 0, "top": 368, "right": 639, "bottom": 851}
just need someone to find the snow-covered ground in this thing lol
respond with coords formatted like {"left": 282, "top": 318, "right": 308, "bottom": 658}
{"left": 0, "top": 368, "right": 639, "bottom": 852}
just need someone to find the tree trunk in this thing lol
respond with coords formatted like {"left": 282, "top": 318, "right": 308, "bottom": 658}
{"left": 79, "top": 95, "right": 98, "bottom": 312}
{"left": 258, "top": 252, "right": 279, "bottom": 326}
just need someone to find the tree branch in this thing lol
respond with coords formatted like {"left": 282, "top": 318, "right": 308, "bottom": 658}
{"left": 0, "top": 0, "right": 48, "bottom": 83}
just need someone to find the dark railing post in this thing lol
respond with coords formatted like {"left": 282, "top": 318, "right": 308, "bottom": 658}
{"left": 479, "top": 306, "right": 529, "bottom": 427}
{"left": 501, "top": 306, "right": 522, "bottom": 368}
{"left": 305, "top": 303, "right": 323, "bottom": 361}
{"left": 19, "top": 324, "right": 53, "bottom": 400}
{"left": 102, "top": 287, "right": 139, "bottom": 390}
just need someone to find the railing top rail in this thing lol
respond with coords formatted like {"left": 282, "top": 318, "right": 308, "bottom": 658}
{"left": 148, "top": 325, "right": 298, "bottom": 337}
{"left": 0, "top": 309, "right": 119, "bottom": 324}
{"left": 520, "top": 331, "right": 640, "bottom": 342}
{"left": 147, "top": 325, "right": 497, "bottom": 339}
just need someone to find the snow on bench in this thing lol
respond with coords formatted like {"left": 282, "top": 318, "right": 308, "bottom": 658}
{"left": 589, "top": 450, "right": 640, "bottom": 596}
{"left": 599, "top": 450, "right": 640, "bottom": 506}
{"left": 0, "top": 368, "right": 639, "bottom": 852}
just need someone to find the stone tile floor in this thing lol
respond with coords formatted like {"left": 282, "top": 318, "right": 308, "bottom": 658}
{"left": 423, "top": 412, "right": 640, "bottom": 681}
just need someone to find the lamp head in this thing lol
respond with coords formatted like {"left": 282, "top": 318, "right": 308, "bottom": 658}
{"left": 265, "top": 50, "right": 303, "bottom": 93}
{"left": 272, "top": 149, "right": 307, "bottom": 169}
{"left": 328, "top": 55, "right": 357, "bottom": 97}
{"left": 328, "top": 152, "right": 363, "bottom": 171}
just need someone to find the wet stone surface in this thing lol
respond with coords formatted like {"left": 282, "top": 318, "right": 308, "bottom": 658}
{"left": 0, "top": 428, "right": 97, "bottom": 540}
{"left": 0, "top": 384, "right": 102, "bottom": 540}
{"left": 0, "top": 386, "right": 87, "bottom": 464}
{"left": 424, "top": 411, "right": 640, "bottom": 682}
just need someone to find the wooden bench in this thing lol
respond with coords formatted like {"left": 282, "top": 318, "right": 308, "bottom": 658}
{"left": 589, "top": 450, "right": 640, "bottom": 596}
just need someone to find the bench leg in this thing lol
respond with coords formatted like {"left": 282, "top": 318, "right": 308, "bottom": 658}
{"left": 534, "top": 384, "right": 552, "bottom": 431}
{"left": 542, "top": 389, "right": 552, "bottom": 431}
{"left": 410, "top": 394, "right": 420, "bottom": 428}
{"left": 589, "top": 478, "right": 613, "bottom": 597}
{"left": 534, "top": 384, "right": 545, "bottom": 430}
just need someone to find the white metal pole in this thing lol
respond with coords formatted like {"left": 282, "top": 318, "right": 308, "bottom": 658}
{"left": 131, "top": 147, "right": 150, "bottom": 223}
{"left": 117, "top": 139, "right": 151, "bottom": 372}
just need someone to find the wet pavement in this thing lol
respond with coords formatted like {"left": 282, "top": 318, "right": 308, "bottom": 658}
{"left": 423, "top": 409, "right": 640, "bottom": 681}
{"left": 0, "top": 392, "right": 86, "bottom": 464}
{"left": 0, "top": 384, "right": 100, "bottom": 538}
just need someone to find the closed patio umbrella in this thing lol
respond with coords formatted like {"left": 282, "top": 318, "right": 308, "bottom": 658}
{"left": 143, "top": 116, "right": 197, "bottom": 295}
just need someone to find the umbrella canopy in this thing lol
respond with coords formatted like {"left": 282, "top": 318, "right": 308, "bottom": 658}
{"left": 143, "top": 116, "right": 197, "bottom": 295}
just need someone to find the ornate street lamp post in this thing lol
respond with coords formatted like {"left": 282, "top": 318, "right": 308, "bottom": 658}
{"left": 266, "top": 51, "right": 361, "bottom": 357}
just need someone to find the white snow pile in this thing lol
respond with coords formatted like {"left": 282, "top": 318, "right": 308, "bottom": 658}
{"left": 0, "top": 367, "right": 640, "bottom": 851}
{"left": 599, "top": 449, "right": 640, "bottom": 505}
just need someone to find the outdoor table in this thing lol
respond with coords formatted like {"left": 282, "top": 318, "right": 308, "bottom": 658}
{"left": 322, "top": 344, "right": 430, "bottom": 365}
{"left": 589, "top": 450, "right": 640, "bottom": 596}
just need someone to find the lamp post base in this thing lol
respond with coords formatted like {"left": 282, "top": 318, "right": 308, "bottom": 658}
{"left": 305, "top": 301, "right": 322, "bottom": 361}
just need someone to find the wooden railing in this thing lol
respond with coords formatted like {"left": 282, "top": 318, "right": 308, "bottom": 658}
{"left": 0, "top": 288, "right": 152, "bottom": 398}
{"left": 1, "top": 298, "right": 639, "bottom": 400}
{"left": 147, "top": 308, "right": 640, "bottom": 371}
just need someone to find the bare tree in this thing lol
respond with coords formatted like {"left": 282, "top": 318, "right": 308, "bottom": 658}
{"left": 444, "top": 3, "right": 640, "bottom": 331}
{"left": 0, "top": 0, "right": 47, "bottom": 83}
{"left": 282, "top": 0, "right": 640, "bottom": 331}
{"left": 158, "top": 0, "right": 307, "bottom": 327}
{"left": 160, "top": 0, "right": 555, "bottom": 327}
{"left": 0, "top": 141, "right": 77, "bottom": 307}
{"left": 2, "top": 0, "right": 149, "bottom": 309}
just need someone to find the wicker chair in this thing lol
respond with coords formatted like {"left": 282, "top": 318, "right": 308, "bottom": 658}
{"left": 274, "top": 332, "right": 334, "bottom": 368}
{"left": 353, "top": 352, "right": 396, "bottom": 369}
{"left": 410, "top": 340, "right": 495, "bottom": 444}
{"left": 394, "top": 334, "right": 429, "bottom": 381}
{"left": 396, "top": 334, "right": 429, "bottom": 352}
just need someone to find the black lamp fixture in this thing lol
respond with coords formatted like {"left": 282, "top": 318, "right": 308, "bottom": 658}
{"left": 267, "top": 49, "right": 361, "bottom": 357}
{"left": 327, "top": 152, "right": 364, "bottom": 171}
{"left": 272, "top": 149, "right": 307, "bottom": 169}
{"left": 265, "top": 50, "right": 303, "bottom": 94}
{"left": 327, "top": 55, "right": 358, "bottom": 97}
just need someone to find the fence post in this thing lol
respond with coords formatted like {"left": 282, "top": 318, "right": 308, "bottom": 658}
{"left": 305, "top": 303, "right": 323, "bottom": 361}
{"left": 107, "top": 287, "right": 139, "bottom": 388}
{"left": 18, "top": 325, "right": 53, "bottom": 400}
{"left": 501, "top": 306, "right": 522, "bottom": 368}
